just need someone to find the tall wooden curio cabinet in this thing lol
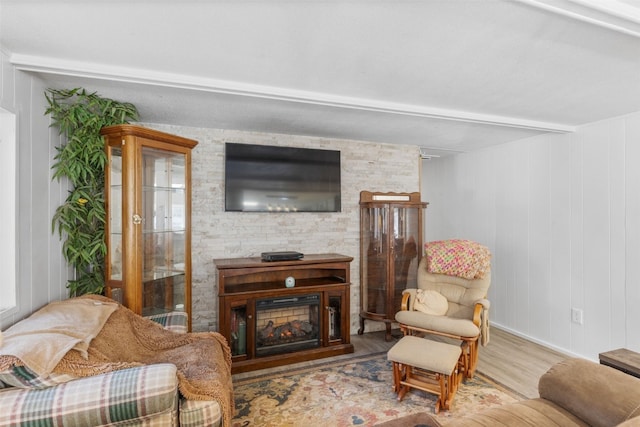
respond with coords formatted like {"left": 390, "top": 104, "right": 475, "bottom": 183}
{"left": 358, "top": 191, "right": 427, "bottom": 341}
{"left": 102, "top": 125, "right": 198, "bottom": 331}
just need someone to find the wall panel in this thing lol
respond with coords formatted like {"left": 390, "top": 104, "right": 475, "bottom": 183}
{"left": 0, "top": 50, "right": 70, "bottom": 329}
{"left": 568, "top": 133, "right": 586, "bottom": 355}
{"left": 625, "top": 114, "right": 640, "bottom": 351}
{"left": 422, "top": 110, "right": 640, "bottom": 360}
{"left": 580, "top": 121, "right": 612, "bottom": 356}
{"left": 608, "top": 119, "right": 626, "bottom": 349}
{"left": 548, "top": 134, "right": 572, "bottom": 348}
{"left": 528, "top": 140, "right": 550, "bottom": 341}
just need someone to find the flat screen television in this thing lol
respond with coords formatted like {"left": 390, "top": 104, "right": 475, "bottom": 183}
{"left": 225, "top": 143, "right": 341, "bottom": 212}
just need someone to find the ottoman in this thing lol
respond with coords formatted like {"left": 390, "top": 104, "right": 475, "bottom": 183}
{"left": 387, "top": 336, "right": 463, "bottom": 413}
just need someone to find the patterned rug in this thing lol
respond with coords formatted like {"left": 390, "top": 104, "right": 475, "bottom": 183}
{"left": 232, "top": 352, "right": 523, "bottom": 427}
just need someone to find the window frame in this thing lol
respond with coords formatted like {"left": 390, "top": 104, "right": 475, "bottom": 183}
{"left": 0, "top": 109, "right": 17, "bottom": 316}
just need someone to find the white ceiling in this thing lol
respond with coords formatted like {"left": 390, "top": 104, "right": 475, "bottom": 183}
{"left": 2, "top": 0, "right": 640, "bottom": 156}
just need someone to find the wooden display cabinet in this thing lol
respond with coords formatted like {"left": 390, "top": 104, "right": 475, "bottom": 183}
{"left": 102, "top": 125, "right": 198, "bottom": 330}
{"left": 358, "top": 191, "right": 427, "bottom": 341}
{"left": 215, "top": 253, "right": 354, "bottom": 373}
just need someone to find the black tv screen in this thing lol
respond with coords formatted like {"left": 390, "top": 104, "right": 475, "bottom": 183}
{"left": 225, "top": 143, "right": 341, "bottom": 212}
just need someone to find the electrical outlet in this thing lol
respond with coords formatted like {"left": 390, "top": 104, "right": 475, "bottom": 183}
{"left": 571, "top": 308, "right": 584, "bottom": 325}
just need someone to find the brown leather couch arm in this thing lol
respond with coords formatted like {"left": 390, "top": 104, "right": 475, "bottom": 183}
{"left": 539, "top": 358, "right": 640, "bottom": 427}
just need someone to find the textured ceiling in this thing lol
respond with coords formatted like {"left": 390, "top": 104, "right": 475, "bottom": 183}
{"left": 2, "top": 0, "right": 640, "bottom": 156}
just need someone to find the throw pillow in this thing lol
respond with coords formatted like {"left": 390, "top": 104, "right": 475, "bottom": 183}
{"left": 414, "top": 289, "right": 448, "bottom": 316}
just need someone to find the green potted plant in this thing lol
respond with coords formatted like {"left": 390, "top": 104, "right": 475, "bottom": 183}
{"left": 46, "top": 88, "right": 138, "bottom": 296}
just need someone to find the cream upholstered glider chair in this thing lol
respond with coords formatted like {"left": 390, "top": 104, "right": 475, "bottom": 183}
{"left": 395, "top": 240, "right": 491, "bottom": 379}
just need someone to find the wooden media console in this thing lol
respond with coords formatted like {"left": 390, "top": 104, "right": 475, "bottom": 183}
{"left": 214, "top": 253, "right": 354, "bottom": 373}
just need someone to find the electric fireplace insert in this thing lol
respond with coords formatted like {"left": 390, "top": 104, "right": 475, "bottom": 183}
{"left": 255, "top": 294, "right": 321, "bottom": 357}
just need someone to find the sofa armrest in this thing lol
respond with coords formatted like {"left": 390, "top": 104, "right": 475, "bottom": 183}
{"left": 473, "top": 299, "right": 491, "bottom": 346}
{"left": 475, "top": 298, "right": 490, "bottom": 310}
{"left": 539, "top": 358, "right": 640, "bottom": 427}
{"left": 0, "top": 364, "right": 179, "bottom": 427}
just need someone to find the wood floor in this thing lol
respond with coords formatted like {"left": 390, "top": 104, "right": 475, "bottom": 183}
{"left": 232, "top": 326, "right": 570, "bottom": 399}
{"left": 475, "top": 327, "right": 570, "bottom": 398}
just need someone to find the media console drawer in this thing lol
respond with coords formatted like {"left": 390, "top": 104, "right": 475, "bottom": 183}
{"left": 214, "top": 253, "right": 354, "bottom": 374}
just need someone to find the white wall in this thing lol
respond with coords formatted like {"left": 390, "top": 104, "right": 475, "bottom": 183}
{"left": 422, "top": 111, "right": 640, "bottom": 361}
{"left": 0, "top": 49, "right": 70, "bottom": 330}
{"left": 0, "top": 109, "right": 17, "bottom": 312}
{"left": 144, "top": 123, "right": 422, "bottom": 333}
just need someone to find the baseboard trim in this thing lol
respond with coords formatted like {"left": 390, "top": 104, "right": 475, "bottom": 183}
{"left": 490, "top": 322, "right": 596, "bottom": 363}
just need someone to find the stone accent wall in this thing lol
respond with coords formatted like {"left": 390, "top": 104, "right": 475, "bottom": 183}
{"left": 142, "top": 123, "right": 421, "bottom": 333}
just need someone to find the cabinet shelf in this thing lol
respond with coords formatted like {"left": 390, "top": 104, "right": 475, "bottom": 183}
{"left": 109, "top": 270, "right": 185, "bottom": 282}
{"left": 142, "top": 185, "right": 186, "bottom": 190}
{"left": 219, "top": 278, "right": 348, "bottom": 295}
{"left": 110, "top": 230, "right": 187, "bottom": 236}
{"left": 143, "top": 269, "right": 185, "bottom": 281}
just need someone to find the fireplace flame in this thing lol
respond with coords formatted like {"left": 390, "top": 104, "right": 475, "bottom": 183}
{"left": 258, "top": 319, "right": 315, "bottom": 346}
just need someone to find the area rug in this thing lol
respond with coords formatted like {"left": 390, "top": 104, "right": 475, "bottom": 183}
{"left": 232, "top": 352, "right": 523, "bottom": 427}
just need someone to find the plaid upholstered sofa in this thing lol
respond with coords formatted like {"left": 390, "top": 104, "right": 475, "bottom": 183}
{"left": 0, "top": 308, "right": 227, "bottom": 427}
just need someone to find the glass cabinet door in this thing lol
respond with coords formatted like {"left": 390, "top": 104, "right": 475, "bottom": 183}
{"left": 391, "top": 206, "right": 420, "bottom": 310}
{"left": 103, "top": 125, "right": 197, "bottom": 330}
{"left": 107, "top": 147, "right": 124, "bottom": 302}
{"left": 229, "top": 302, "right": 248, "bottom": 357}
{"left": 361, "top": 206, "right": 389, "bottom": 315}
{"left": 327, "top": 292, "right": 343, "bottom": 342}
{"left": 358, "top": 191, "right": 427, "bottom": 341}
{"left": 141, "top": 147, "right": 187, "bottom": 316}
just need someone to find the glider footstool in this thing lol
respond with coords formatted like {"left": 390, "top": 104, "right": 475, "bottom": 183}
{"left": 387, "top": 335, "right": 463, "bottom": 413}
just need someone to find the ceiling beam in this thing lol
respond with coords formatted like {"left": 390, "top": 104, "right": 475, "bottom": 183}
{"left": 12, "top": 53, "right": 575, "bottom": 134}
{"left": 517, "top": 0, "right": 640, "bottom": 38}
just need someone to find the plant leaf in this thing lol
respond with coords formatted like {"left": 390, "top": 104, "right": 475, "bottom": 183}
{"left": 46, "top": 87, "right": 138, "bottom": 296}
